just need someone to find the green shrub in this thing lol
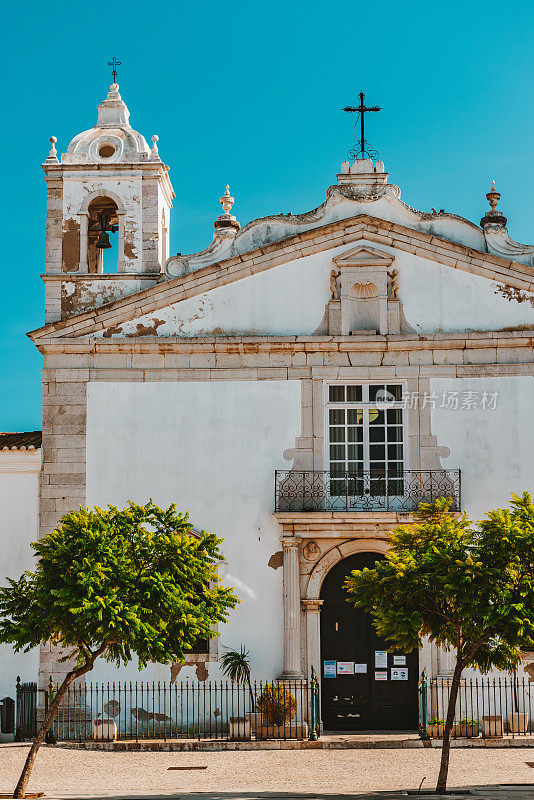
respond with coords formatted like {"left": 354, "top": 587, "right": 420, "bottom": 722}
{"left": 257, "top": 683, "right": 297, "bottom": 725}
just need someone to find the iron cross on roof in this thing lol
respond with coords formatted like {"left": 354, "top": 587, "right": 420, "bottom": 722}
{"left": 343, "top": 91, "right": 381, "bottom": 160}
{"left": 108, "top": 58, "right": 121, "bottom": 83}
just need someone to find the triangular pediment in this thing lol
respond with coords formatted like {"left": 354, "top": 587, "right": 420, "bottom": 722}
{"left": 333, "top": 245, "right": 394, "bottom": 268}
{"left": 29, "top": 214, "right": 534, "bottom": 343}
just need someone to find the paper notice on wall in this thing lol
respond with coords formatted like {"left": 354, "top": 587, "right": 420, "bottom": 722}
{"left": 375, "top": 651, "right": 388, "bottom": 668}
{"left": 354, "top": 663, "right": 367, "bottom": 674}
{"left": 337, "top": 661, "right": 355, "bottom": 675}
{"left": 391, "top": 667, "right": 408, "bottom": 681}
{"left": 323, "top": 660, "right": 337, "bottom": 678}
{"left": 393, "top": 656, "right": 406, "bottom": 666}
{"left": 375, "top": 671, "right": 388, "bottom": 681}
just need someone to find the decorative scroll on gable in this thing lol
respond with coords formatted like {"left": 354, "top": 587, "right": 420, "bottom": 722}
{"left": 326, "top": 245, "right": 413, "bottom": 335}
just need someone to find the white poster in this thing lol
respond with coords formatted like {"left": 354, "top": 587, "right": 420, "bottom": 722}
{"left": 391, "top": 667, "right": 408, "bottom": 681}
{"left": 393, "top": 656, "right": 406, "bottom": 666}
{"left": 337, "top": 661, "right": 355, "bottom": 675}
{"left": 375, "top": 650, "right": 388, "bottom": 668}
{"left": 375, "top": 671, "right": 388, "bottom": 681}
{"left": 323, "top": 660, "right": 337, "bottom": 678}
{"left": 354, "top": 663, "right": 367, "bottom": 674}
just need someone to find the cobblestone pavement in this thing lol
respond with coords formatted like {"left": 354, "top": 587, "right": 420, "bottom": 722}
{"left": 2, "top": 743, "right": 534, "bottom": 798}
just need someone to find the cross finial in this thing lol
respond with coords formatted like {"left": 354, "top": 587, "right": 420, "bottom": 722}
{"left": 342, "top": 90, "right": 381, "bottom": 160}
{"left": 108, "top": 58, "right": 121, "bottom": 83}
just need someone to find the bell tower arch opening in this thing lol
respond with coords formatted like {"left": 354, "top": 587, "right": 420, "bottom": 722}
{"left": 87, "top": 196, "right": 120, "bottom": 273}
{"left": 319, "top": 551, "right": 419, "bottom": 731}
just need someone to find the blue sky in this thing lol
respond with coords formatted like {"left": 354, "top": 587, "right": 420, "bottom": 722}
{"left": 1, "top": 0, "right": 533, "bottom": 430}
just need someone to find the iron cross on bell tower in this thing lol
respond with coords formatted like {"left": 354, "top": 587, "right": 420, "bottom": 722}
{"left": 108, "top": 57, "right": 121, "bottom": 83}
{"left": 343, "top": 91, "right": 381, "bottom": 160}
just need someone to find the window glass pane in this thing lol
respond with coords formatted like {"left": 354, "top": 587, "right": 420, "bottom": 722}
{"left": 386, "top": 409, "right": 403, "bottom": 424}
{"left": 370, "top": 463, "right": 386, "bottom": 474}
{"left": 369, "top": 426, "right": 385, "bottom": 442}
{"left": 347, "top": 408, "right": 363, "bottom": 425}
{"left": 348, "top": 444, "right": 364, "bottom": 460}
{"left": 387, "top": 385, "right": 403, "bottom": 401}
{"left": 370, "top": 444, "right": 386, "bottom": 461}
{"left": 388, "top": 464, "right": 403, "bottom": 478}
{"left": 329, "top": 409, "right": 345, "bottom": 425}
{"left": 387, "top": 444, "right": 404, "bottom": 460}
{"left": 330, "top": 463, "right": 346, "bottom": 475}
{"left": 387, "top": 426, "right": 403, "bottom": 442}
{"left": 330, "top": 445, "right": 345, "bottom": 460}
{"left": 347, "top": 426, "right": 364, "bottom": 442}
{"left": 346, "top": 385, "right": 362, "bottom": 402}
{"left": 369, "top": 385, "right": 384, "bottom": 401}
{"left": 329, "top": 385, "right": 345, "bottom": 402}
{"left": 369, "top": 409, "right": 384, "bottom": 425}
{"left": 329, "top": 427, "right": 345, "bottom": 443}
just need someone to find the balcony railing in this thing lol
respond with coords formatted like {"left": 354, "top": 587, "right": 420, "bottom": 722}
{"left": 274, "top": 469, "right": 461, "bottom": 513}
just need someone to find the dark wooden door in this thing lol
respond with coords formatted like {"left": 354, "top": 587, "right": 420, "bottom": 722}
{"left": 320, "top": 552, "right": 419, "bottom": 731}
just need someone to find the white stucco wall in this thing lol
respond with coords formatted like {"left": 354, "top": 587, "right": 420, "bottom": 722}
{"left": 96, "top": 242, "right": 534, "bottom": 338}
{"left": 85, "top": 380, "right": 301, "bottom": 683}
{"left": 0, "top": 452, "right": 41, "bottom": 703}
{"left": 431, "top": 376, "right": 534, "bottom": 519}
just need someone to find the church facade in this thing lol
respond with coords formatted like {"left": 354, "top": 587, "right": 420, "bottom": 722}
{"left": 3, "top": 81, "right": 534, "bottom": 730}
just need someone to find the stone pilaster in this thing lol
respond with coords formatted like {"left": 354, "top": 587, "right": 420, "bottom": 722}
{"left": 302, "top": 598, "right": 323, "bottom": 682}
{"left": 39, "top": 370, "right": 87, "bottom": 688}
{"left": 280, "top": 539, "right": 303, "bottom": 678}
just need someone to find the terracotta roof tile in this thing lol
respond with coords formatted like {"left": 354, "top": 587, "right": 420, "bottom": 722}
{"left": 0, "top": 431, "right": 42, "bottom": 451}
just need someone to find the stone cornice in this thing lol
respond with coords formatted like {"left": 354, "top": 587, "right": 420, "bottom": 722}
{"left": 28, "top": 215, "right": 534, "bottom": 342}
{"left": 33, "top": 330, "right": 534, "bottom": 356}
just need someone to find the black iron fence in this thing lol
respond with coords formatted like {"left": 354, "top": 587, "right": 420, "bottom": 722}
{"left": 16, "top": 673, "right": 320, "bottom": 743}
{"left": 419, "top": 672, "right": 534, "bottom": 739}
{"left": 275, "top": 469, "right": 461, "bottom": 513}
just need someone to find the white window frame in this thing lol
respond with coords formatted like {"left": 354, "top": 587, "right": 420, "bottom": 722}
{"left": 323, "top": 381, "right": 409, "bottom": 476}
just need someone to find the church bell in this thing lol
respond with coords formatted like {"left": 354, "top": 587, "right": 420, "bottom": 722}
{"left": 96, "top": 231, "right": 112, "bottom": 249}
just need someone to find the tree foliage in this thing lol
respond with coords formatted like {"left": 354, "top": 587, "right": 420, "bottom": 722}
{"left": 345, "top": 493, "right": 534, "bottom": 792}
{"left": 0, "top": 499, "right": 239, "bottom": 797}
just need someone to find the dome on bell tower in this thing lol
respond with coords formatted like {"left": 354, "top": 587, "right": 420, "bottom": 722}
{"left": 62, "top": 83, "right": 153, "bottom": 164}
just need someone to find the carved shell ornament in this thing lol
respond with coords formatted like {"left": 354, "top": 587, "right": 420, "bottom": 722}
{"left": 351, "top": 281, "right": 379, "bottom": 299}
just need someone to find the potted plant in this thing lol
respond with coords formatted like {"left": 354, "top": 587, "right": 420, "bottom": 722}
{"left": 256, "top": 682, "right": 306, "bottom": 739}
{"left": 453, "top": 718, "right": 479, "bottom": 738}
{"left": 220, "top": 644, "right": 256, "bottom": 739}
{"left": 427, "top": 717, "right": 445, "bottom": 738}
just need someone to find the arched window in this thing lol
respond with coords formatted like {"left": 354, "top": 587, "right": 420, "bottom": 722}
{"left": 87, "top": 196, "right": 120, "bottom": 274}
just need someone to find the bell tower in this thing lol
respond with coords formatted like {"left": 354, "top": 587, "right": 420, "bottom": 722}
{"left": 42, "top": 82, "right": 174, "bottom": 322}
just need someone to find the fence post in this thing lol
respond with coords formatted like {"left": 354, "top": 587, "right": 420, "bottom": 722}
{"left": 14, "top": 676, "right": 21, "bottom": 741}
{"left": 418, "top": 669, "right": 429, "bottom": 739}
{"left": 309, "top": 666, "right": 319, "bottom": 741}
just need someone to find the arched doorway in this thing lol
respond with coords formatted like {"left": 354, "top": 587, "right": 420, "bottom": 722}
{"left": 319, "top": 551, "right": 419, "bottom": 731}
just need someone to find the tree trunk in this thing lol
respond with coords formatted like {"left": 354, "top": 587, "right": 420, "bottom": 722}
{"left": 13, "top": 672, "right": 76, "bottom": 798}
{"left": 13, "top": 642, "right": 108, "bottom": 799}
{"left": 436, "top": 658, "right": 464, "bottom": 794}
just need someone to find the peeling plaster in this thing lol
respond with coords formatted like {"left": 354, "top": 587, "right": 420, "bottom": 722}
{"left": 268, "top": 550, "right": 283, "bottom": 570}
{"left": 170, "top": 662, "right": 183, "bottom": 684}
{"left": 62, "top": 217, "right": 80, "bottom": 273}
{"left": 195, "top": 662, "right": 208, "bottom": 681}
{"left": 125, "top": 318, "right": 166, "bottom": 337}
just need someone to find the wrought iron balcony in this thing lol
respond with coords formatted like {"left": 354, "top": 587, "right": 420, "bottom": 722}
{"left": 274, "top": 469, "right": 461, "bottom": 513}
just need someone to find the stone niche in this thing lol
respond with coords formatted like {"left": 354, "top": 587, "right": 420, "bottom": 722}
{"left": 328, "top": 245, "right": 410, "bottom": 335}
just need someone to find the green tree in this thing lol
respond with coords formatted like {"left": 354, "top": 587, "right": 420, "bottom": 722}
{"left": 0, "top": 500, "right": 238, "bottom": 798}
{"left": 345, "top": 493, "right": 534, "bottom": 793}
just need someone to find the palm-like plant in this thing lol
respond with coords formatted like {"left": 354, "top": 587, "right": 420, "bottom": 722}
{"left": 220, "top": 644, "right": 255, "bottom": 709}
